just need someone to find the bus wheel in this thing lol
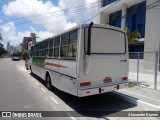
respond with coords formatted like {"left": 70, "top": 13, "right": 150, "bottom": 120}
{"left": 46, "top": 74, "right": 53, "bottom": 91}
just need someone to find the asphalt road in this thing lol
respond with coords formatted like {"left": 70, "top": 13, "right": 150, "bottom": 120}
{"left": 0, "top": 58, "right": 156, "bottom": 120}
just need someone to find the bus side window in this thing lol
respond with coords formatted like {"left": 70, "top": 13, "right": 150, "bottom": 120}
{"left": 49, "top": 38, "right": 54, "bottom": 57}
{"left": 60, "top": 30, "right": 78, "bottom": 59}
{"left": 54, "top": 36, "right": 60, "bottom": 58}
{"left": 69, "top": 30, "right": 77, "bottom": 57}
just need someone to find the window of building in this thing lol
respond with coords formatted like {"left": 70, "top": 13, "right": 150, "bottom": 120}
{"left": 103, "top": 0, "right": 117, "bottom": 7}
{"left": 126, "top": 1, "right": 146, "bottom": 38}
{"left": 109, "top": 10, "right": 122, "bottom": 28}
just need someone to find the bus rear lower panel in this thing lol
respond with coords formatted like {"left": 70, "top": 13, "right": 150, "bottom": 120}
{"left": 77, "top": 82, "right": 128, "bottom": 97}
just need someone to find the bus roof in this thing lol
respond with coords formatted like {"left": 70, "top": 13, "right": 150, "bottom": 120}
{"left": 33, "top": 23, "right": 126, "bottom": 47}
{"left": 49, "top": 23, "right": 126, "bottom": 39}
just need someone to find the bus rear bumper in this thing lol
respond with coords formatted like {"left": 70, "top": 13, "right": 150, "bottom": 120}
{"left": 78, "top": 82, "right": 128, "bottom": 97}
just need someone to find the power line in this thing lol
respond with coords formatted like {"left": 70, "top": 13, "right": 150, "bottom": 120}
{"left": 1, "top": 0, "right": 160, "bottom": 29}
{"left": 16, "top": 4, "right": 100, "bottom": 24}
{"left": 146, "top": 0, "right": 160, "bottom": 8}
{"left": 2, "top": 1, "right": 101, "bottom": 23}
{"left": 82, "top": 0, "right": 120, "bottom": 24}
{"left": 0, "top": 2, "right": 101, "bottom": 29}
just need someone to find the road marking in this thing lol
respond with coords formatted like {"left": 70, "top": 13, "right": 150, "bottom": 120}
{"left": 121, "top": 89, "right": 160, "bottom": 102}
{"left": 35, "top": 82, "right": 40, "bottom": 86}
{"left": 41, "top": 88, "right": 47, "bottom": 93}
{"left": 66, "top": 112, "right": 77, "bottom": 120}
{"left": 33, "top": 85, "right": 37, "bottom": 88}
{"left": 50, "top": 97, "right": 59, "bottom": 104}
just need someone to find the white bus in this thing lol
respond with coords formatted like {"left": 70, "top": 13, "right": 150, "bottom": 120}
{"left": 28, "top": 23, "right": 129, "bottom": 97}
{"left": 12, "top": 53, "right": 20, "bottom": 61}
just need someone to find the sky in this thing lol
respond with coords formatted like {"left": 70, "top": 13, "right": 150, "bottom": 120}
{"left": 0, "top": 0, "right": 98, "bottom": 49}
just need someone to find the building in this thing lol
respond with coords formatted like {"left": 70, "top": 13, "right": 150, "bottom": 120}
{"left": 97, "top": 0, "right": 160, "bottom": 51}
{"left": 22, "top": 33, "right": 36, "bottom": 51}
{"left": 97, "top": 0, "right": 160, "bottom": 69}
{"left": 7, "top": 41, "right": 10, "bottom": 52}
{"left": 10, "top": 45, "right": 14, "bottom": 52}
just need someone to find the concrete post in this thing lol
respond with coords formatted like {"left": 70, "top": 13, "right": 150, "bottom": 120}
{"left": 154, "top": 52, "right": 158, "bottom": 90}
{"left": 121, "top": 3, "right": 127, "bottom": 29}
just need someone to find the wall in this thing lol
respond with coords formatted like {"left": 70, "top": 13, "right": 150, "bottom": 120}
{"left": 144, "top": 0, "right": 160, "bottom": 70}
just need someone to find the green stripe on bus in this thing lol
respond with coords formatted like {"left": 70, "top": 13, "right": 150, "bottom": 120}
{"left": 32, "top": 58, "right": 45, "bottom": 67}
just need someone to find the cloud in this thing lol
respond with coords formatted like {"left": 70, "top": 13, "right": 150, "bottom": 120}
{"left": 1, "top": 22, "right": 17, "bottom": 42}
{"left": 58, "top": 0, "right": 99, "bottom": 23}
{"left": 3, "top": 0, "right": 77, "bottom": 34}
{"left": 1, "top": 0, "right": 99, "bottom": 48}
{"left": 1, "top": 21, "right": 53, "bottom": 47}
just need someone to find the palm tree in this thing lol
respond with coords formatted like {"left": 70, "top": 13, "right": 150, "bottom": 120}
{"left": 124, "top": 27, "right": 141, "bottom": 45}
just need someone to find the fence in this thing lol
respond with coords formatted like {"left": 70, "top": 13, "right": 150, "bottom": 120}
{"left": 129, "top": 52, "right": 160, "bottom": 90}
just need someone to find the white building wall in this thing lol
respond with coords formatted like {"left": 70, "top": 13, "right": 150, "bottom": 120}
{"left": 144, "top": 0, "right": 160, "bottom": 69}
{"left": 121, "top": 3, "right": 127, "bottom": 29}
{"left": 98, "top": 12, "right": 109, "bottom": 24}
{"left": 144, "top": 0, "right": 160, "bottom": 52}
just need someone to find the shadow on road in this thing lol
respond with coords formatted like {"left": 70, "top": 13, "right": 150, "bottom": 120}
{"left": 30, "top": 73, "right": 136, "bottom": 118}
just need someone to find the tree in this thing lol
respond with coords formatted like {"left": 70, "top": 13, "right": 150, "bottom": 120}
{"left": 0, "top": 47, "right": 7, "bottom": 56}
{"left": 20, "top": 50, "right": 28, "bottom": 60}
{"left": 0, "top": 33, "right": 2, "bottom": 41}
{"left": 0, "top": 43, "right": 4, "bottom": 48}
{"left": 124, "top": 27, "right": 141, "bottom": 45}
{"left": 0, "top": 33, "right": 8, "bottom": 56}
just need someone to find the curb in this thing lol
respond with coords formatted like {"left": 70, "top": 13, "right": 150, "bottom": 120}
{"left": 113, "top": 91, "right": 160, "bottom": 111}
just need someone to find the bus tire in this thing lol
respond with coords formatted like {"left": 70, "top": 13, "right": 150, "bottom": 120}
{"left": 46, "top": 73, "right": 53, "bottom": 91}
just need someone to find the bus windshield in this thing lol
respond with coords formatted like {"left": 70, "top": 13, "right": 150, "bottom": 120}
{"left": 85, "top": 27, "right": 126, "bottom": 54}
{"left": 12, "top": 53, "right": 19, "bottom": 56}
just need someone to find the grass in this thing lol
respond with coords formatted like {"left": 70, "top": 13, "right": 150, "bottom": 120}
{"left": 128, "top": 82, "right": 137, "bottom": 88}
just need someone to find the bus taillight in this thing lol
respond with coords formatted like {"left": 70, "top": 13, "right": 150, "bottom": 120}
{"left": 103, "top": 77, "right": 112, "bottom": 83}
{"left": 80, "top": 82, "right": 91, "bottom": 87}
{"left": 121, "top": 77, "right": 128, "bottom": 80}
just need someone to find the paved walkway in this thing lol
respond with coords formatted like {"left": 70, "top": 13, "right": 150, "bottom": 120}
{"left": 116, "top": 86, "right": 160, "bottom": 111}
{"left": 129, "top": 59, "right": 160, "bottom": 90}
{"left": 129, "top": 72, "right": 160, "bottom": 90}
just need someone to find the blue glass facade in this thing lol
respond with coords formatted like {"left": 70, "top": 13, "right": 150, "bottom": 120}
{"left": 103, "top": 0, "right": 117, "bottom": 7}
{"left": 109, "top": 10, "right": 122, "bottom": 28}
{"left": 126, "top": 1, "right": 146, "bottom": 38}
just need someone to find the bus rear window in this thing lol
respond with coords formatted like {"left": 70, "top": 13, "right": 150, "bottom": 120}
{"left": 85, "top": 27, "right": 126, "bottom": 54}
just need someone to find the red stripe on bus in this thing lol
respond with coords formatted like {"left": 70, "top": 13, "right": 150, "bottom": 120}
{"left": 44, "top": 62, "right": 68, "bottom": 68}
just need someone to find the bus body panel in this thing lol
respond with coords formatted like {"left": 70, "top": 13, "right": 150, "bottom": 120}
{"left": 28, "top": 24, "right": 129, "bottom": 97}
{"left": 59, "top": 60, "right": 77, "bottom": 78}
{"left": 60, "top": 76, "right": 77, "bottom": 96}
{"left": 44, "top": 59, "right": 60, "bottom": 89}
{"left": 12, "top": 53, "right": 20, "bottom": 61}
{"left": 82, "top": 55, "right": 128, "bottom": 85}
{"left": 12, "top": 56, "right": 20, "bottom": 61}
{"left": 78, "top": 82, "right": 128, "bottom": 97}
{"left": 50, "top": 71, "right": 61, "bottom": 90}
{"left": 77, "top": 25, "right": 129, "bottom": 96}
{"left": 59, "top": 60, "right": 77, "bottom": 95}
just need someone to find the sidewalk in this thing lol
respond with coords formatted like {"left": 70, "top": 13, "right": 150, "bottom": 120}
{"left": 114, "top": 86, "right": 160, "bottom": 111}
